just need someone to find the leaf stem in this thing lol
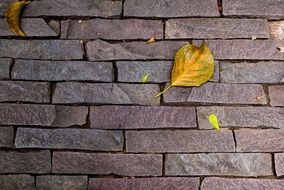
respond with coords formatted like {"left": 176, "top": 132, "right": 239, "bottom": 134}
{"left": 155, "top": 85, "right": 172, "bottom": 98}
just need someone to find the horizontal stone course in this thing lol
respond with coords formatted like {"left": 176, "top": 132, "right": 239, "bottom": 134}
{"left": 0, "top": 175, "right": 36, "bottom": 190}
{"left": 12, "top": 60, "right": 113, "bottom": 82}
{"left": 0, "top": 18, "right": 57, "bottom": 37}
{"left": 52, "top": 82, "right": 160, "bottom": 105}
{"left": 89, "top": 177, "right": 200, "bottom": 190}
{"left": 220, "top": 61, "right": 284, "bottom": 83}
{"left": 90, "top": 106, "right": 197, "bottom": 129}
{"left": 52, "top": 152, "right": 162, "bottom": 176}
{"left": 275, "top": 153, "right": 284, "bottom": 177}
{"left": 0, "top": 81, "right": 50, "bottom": 103}
{"left": 0, "top": 58, "right": 11, "bottom": 79}
{"left": 124, "top": 0, "right": 219, "bottom": 17}
{"left": 165, "top": 153, "right": 273, "bottom": 176}
{"left": 197, "top": 106, "right": 284, "bottom": 129}
{"left": 269, "top": 85, "right": 284, "bottom": 107}
{"left": 166, "top": 18, "right": 269, "bottom": 39}
{"left": 223, "top": 0, "right": 284, "bottom": 18}
{"left": 0, "top": 150, "right": 51, "bottom": 173}
{"left": 61, "top": 19, "right": 163, "bottom": 40}
{"left": 201, "top": 177, "right": 284, "bottom": 190}
{"left": 126, "top": 130, "right": 235, "bottom": 152}
{"left": 15, "top": 128, "right": 123, "bottom": 151}
{"left": 0, "top": 127, "right": 14, "bottom": 148}
{"left": 0, "top": 104, "right": 88, "bottom": 127}
{"left": 36, "top": 175, "right": 88, "bottom": 190}
{"left": 163, "top": 83, "right": 267, "bottom": 105}
{"left": 235, "top": 129, "right": 284, "bottom": 152}
{"left": 0, "top": 40, "right": 83, "bottom": 60}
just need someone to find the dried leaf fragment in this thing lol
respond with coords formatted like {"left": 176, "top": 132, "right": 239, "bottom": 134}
{"left": 277, "top": 46, "right": 284, "bottom": 53}
{"left": 208, "top": 113, "right": 220, "bottom": 131}
{"left": 141, "top": 74, "right": 149, "bottom": 83}
{"left": 5, "top": 0, "right": 30, "bottom": 36}
{"left": 147, "top": 36, "right": 155, "bottom": 44}
{"left": 155, "top": 42, "right": 215, "bottom": 97}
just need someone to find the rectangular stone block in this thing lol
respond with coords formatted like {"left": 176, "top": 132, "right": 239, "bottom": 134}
{"left": 0, "top": 175, "right": 36, "bottom": 190}
{"left": 275, "top": 153, "right": 284, "bottom": 177}
{"left": 0, "top": 40, "right": 83, "bottom": 60}
{"left": 269, "top": 85, "right": 284, "bottom": 107}
{"left": 166, "top": 18, "right": 269, "bottom": 39}
{"left": 89, "top": 177, "right": 200, "bottom": 190}
{"left": 235, "top": 129, "right": 284, "bottom": 152}
{"left": 90, "top": 106, "right": 197, "bottom": 129}
{"left": 52, "top": 82, "right": 160, "bottom": 105}
{"left": 0, "top": 18, "right": 57, "bottom": 37}
{"left": 0, "top": 81, "right": 50, "bottom": 103}
{"left": 165, "top": 153, "right": 273, "bottom": 176}
{"left": 197, "top": 106, "right": 284, "bottom": 129}
{"left": 201, "top": 177, "right": 284, "bottom": 190}
{"left": 0, "top": 150, "right": 51, "bottom": 173}
{"left": 194, "top": 40, "right": 284, "bottom": 60}
{"left": 61, "top": 19, "right": 163, "bottom": 40}
{"left": 116, "top": 61, "right": 219, "bottom": 83}
{"left": 126, "top": 130, "right": 235, "bottom": 153}
{"left": 15, "top": 128, "right": 123, "bottom": 151}
{"left": 0, "top": 58, "right": 11, "bottom": 79}
{"left": 124, "top": 0, "right": 219, "bottom": 17}
{"left": 12, "top": 60, "right": 113, "bottom": 82}
{"left": 52, "top": 152, "right": 162, "bottom": 176}
{"left": 163, "top": 83, "right": 267, "bottom": 105}
{"left": 223, "top": 0, "right": 284, "bottom": 18}
{"left": 36, "top": 175, "right": 87, "bottom": 190}
{"left": 0, "top": 104, "right": 88, "bottom": 127}
{"left": 269, "top": 21, "right": 284, "bottom": 40}
{"left": 0, "top": 127, "right": 13, "bottom": 148}
{"left": 86, "top": 40, "right": 186, "bottom": 61}
{"left": 221, "top": 61, "right": 284, "bottom": 83}
{"left": 22, "top": 0, "right": 122, "bottom": 17}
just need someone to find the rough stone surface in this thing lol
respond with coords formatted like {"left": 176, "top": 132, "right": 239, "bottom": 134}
{"left": 0, "top": 40, "right": 83, "bottom": 60}
{"left": 61, "top": 19, "right": 163, "bottom": 40}
{"left": 235, "top": 129, "right": 284, "bottom": 152}
{"left": 0, "top": 81, "right": 50, "bottom": 103}
{"left": 0, "top": 58, "right": 11, "bottom": 79}
{"left": 197, "top": 106, "right": 284, "bottom": 129}
{"left": 223, "top": 0, "right": 284, "bottom": 18}
{"left": 269, "top": 85, "right": 284, "bottom": 107}
{"left": 163, "top": 83, "right": 267, "bottom": 105}
{"left": 12, "top": 60, "right": 113, "bottom": 82}
{"left": 0, "top": 104, "right": 88, "bottom": 127}
{"left": 124, "top": 0, "right": 219, "bottom": 17}
{"left": 0, "top": 175, "right": 36, "bottom": 190}
{"left": 0, "top": 127, "right": 13, "bottom": 148}
{"left": 22, "top": 0, "right": 122, "bottom": 17}
{"left": 36, "top": 175, "right": 88, "bottom": 190}
{"left": 275, "top": 153, "right": 284, "bottom": 177}
{"left": 86, "top": 40, "right": 186, "bottom": 61}
{"left": 126, "top": 130, "right": 235, "bottom": 153}
{"left": 0, "top": 18, "right": 57, "bottom": 37}
{"left": 194, "top": 40, "right": 284, "bottom": 60}
{"left": 166, "top": 18, "right": 269, "bottom": 39}
{"left": 269, "top": 21, "right": 284, "bottom": 40}
{"left": 90, "top": 106, "right": 197, "bottom": 129}
{"left": 220, "top": 61, "right": 284, "bottom": 83}
{"left": 0, "top": 150, "right": 51, "bottom": 173}
{"left": 15, "top": 128, "right": 123, "bottom": 151}
{"left": 89, "top": 177, "right": 200, "bottom": 190}
{"left": 165, "top": 153, "right": 273, "bottom": 176}
{"left": 52, "top": 82, "right": 160, "bottom": 105}
{"left": 52, "top": 152, "right": 162, "bottom": 176}
{"left": 48, "top": 20, "right": 60, "bottom": 35}
{"left": 116, "top": 61, "right": 219, "bottom": 83}
{"left": 201, "top": 177, "right": 284, "bottom": 190}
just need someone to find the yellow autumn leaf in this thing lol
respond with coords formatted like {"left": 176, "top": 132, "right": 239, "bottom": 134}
{"left": 146, "top": 36, "right": 155, "bottom": 44}
{"left": 141, "top": 74, "right": 149, "bottom": 83}
{"left": 155, "top": 42, "right": 214, "bottom": 97}
{"left": 208, "top": 113, "right": 220, "bottom": 131}
{"left": 5, "top": 0, "right": 30, "bottom": 36}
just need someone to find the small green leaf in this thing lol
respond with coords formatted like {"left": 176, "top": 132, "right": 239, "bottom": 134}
{"left": 141, "top": 74, "right": 149, "bottom": 83}
{"left": 208, "top": 113, "right": 220, "bottom": 131}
